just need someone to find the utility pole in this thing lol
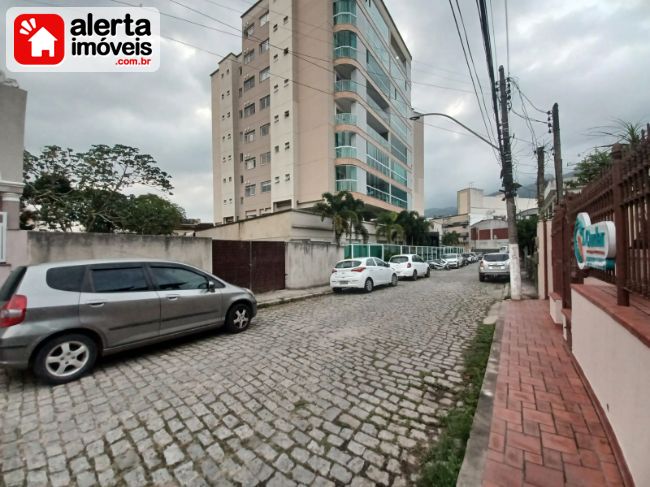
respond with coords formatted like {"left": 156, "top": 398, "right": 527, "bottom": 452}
{"left": 536, "top": 147, "right": 545, "bottom": 211}
{"left": 499, "top": 65, "right": 521, "bottom": 300}
{"left": 552, "top": 103, "right": 563, "bottom": 203}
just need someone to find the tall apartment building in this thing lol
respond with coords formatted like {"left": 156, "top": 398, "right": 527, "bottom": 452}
{"left": 211, "top": 0, "right": 424, "bottom": 224}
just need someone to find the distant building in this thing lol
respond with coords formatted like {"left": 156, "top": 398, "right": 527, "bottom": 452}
{"left": 211, "top": 0, "right": 423, "bottom": 225}
{"left": 470, "top": 218, "right": 508, "bottom": 251}
{"left": 437, "top": 186, "right": 538, "bottom": 249}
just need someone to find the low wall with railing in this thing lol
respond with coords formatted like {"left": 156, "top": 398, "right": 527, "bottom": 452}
{"left": 344, "top": 243, "right": 464, "bottom": 261}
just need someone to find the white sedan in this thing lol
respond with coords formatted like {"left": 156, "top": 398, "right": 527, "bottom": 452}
{"left": 330, "top": 257, "right": 398, "bottom": 293}
{"left": 389, "top": 254, "right": 430, "bottom": 280}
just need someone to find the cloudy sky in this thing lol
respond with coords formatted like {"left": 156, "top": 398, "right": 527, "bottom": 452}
{"left": 2, "top": 0, "right": 649, "bottom": 219}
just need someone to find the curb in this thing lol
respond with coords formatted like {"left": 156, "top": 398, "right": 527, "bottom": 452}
{"left": 257, "top": 289, "right": 332, "bottom": 309}
{"left": 457, "top": 300, "right": 505, "bottom": 487}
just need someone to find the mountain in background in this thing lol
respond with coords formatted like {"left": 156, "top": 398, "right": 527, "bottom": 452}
{"left": 424, "top": 206, "right": 457, "bottom": 218}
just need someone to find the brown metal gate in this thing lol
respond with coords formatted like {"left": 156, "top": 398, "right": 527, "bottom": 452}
{"left": 212, "top": 240, "right": 285, "bottom": 293}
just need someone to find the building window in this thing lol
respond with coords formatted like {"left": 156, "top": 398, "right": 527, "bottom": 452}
{"left": 273, "top": 84, "right": 279, "bottom": 92}
{"left": 260, "top": 67, "right": 270, "bottom": 82}
{"left": 274, "top": 145, "right": 280, "bottom": 153}
{"left": 274, "top": 114, "right": 279, "bottom": 123}
{"left": 243, "top": 50, "right": 255, "bottom": 64}
{"left": 260, "top": 151, "right": 271, "bottom": 165}
{"left": 227, "top": 112, "right": 230, "bottom": 118}
{"left": 275, "top": 176, "right": 280, "bottom": 183}
{"left": 273, "top": 24, "right": 278, "bottom": 32}
{"left": 245, "top": 184, "right": 256, "bottom": 197}
{"left": 260, "top": 123, "right": 270, "bottom": 136}
{"left": 284, "top": 78, "right": 289, "bottom": 86}
{"left": 283, "top": 15, "right": 288, "bottom": 24}
{"left": 240, "top": 175, "right": 244, "bottom": 183}
{"left": 285, "top": 173, "right": 291, "bottom": 181}
{"left": 243, "top": 76, "right": 255, "bottom": 91}
{"left": 284, "top": 110, "right": 290, "bottom": 118}
{"left": 283, "top": 47, "right": 289, "bottom": 55}
{"left": 245, "top": 157, "right": 256, "bottom": 170}
{"left": 273, "top": 54, "right": 279, "bottom": 61}
{"left": 227, "top": 90, "right": 230, "bottom": 96}
{"left": 244, "top": 24, "right": 255, "bottom": 38}
{"left": 284, "top": 141, "right": 290, "bottom": 150}
{"left": 243, "top": 103, "right": 255, "bottom": 117}
{"left": 221, "top": 93, "right": 224, "bottom": 100}
{"left": 260, "top": 12, "right": 269, "bottom": 26}
{"left": 259, "top": 39, "right": 270, "bottom": 53}
{"left": 261, "top": 180, "right": 271, "bottom": 193}
{"left": 260, "top": 94, "right": 271, "bottom": 110}
{"left": 244, "top": 130, "right": 255, "bottom": 143}
{"left": 228, "top": 155, "right": 232, "bottom": 160}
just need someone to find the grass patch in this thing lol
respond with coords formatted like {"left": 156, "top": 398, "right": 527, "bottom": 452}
{"left": 417, "top": 324, "right": 496, "bottom": 486}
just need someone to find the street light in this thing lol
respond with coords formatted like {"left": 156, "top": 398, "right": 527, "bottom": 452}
{"left": 409, "top": 112, "right": 499, "bottom": 151}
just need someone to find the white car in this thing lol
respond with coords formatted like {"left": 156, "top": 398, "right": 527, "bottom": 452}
{"left": 330, "top": 257, "right": 398, "bottom": 293}
{"left": 441, "top": 253, "right": 461, "bottom": 269}
{"left": 389, "top": 254, "right": 430, "bottom": 280}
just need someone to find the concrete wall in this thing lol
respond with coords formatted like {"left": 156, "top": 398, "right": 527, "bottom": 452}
{"left": 572, "top": 290, "right": 650, "bottom": 486}
{"left": 26, "top": 232, "right": 213, "bottom": 272}
{"left": 285, "top": 241, "right": 343, "bottom": 289}
{"left": 537, "top": 220, "right": 552, "bottom": 299}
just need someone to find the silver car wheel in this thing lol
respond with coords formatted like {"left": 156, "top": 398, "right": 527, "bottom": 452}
{"left": 232, "top": 308, "right": 250, "bottom": 329}
{"left": 45, "top": 341, "right": 90, "bottom": 378}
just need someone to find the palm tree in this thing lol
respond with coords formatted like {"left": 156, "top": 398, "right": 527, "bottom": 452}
{"left": 396, "top": 210, "right": 431, "bottom": 245}
{"left": 376, "top": 211, "right": 405, "bottom": 244}
{"left": 312, "top": 191, "right": 367, "bottom": 246}
{"left": 342, "top": 192, "right": 370, "bottom": 244}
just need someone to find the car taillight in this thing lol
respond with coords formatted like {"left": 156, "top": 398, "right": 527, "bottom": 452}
{"left": 407, "top": 263, "right": 412, "bottom": 268}
{"left": 351, "top": 266, "right": 365, "bottom": 272}
{"left": 0, "top": 295, "right": 27, "bottom": 328}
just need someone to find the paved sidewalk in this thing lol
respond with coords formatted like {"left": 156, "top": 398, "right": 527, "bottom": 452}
{"left": 481, "top": 300, "right": 627, "bottom": 486}
{"left": 255, "top": 285, "right": 331, "bottom": 308}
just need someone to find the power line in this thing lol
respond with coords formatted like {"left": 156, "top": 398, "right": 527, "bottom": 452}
{"left": 455, "top": 0, "right": 498, "bottom": 149}
{"left": 505, "top": 0, "right": 511, "bottom": 75}
{"left": 448, "top": 0, "right": 498, "bottom": 156}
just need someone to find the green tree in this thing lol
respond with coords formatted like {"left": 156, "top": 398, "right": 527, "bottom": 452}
{"left": 312, "top": 191, "right": 368, "bottom": 246}
{"left": 396, "top": 211, "right": 431, "bottom": 245}
{"left": 22, "top": 144, "right": 177, "bottom": 233}
{"left": 442, "top": 231, "right": 460, "bottom": 246}
{"left": 567, "top": 120, "right": 644, "bottom": 189}
{"left": 121, "top": 194, "right": 185, "bottom": 235}
{"left": 517, "top": 216, "right": 538, "bottom": 255}
{"left": 376, "top": 211, "right": 405, "bottom": 244}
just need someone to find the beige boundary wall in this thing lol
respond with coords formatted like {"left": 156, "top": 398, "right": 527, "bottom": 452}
{"left": 14, "top": 231, "right": 212, "bottom": 273}
{"left": 571, "top": 288, "right": 650, "bottom": 486}
{"left": 286, "top": 241, "right": 344, "bottom": 289}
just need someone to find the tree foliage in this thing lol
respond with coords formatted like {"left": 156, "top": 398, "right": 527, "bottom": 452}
{"left": 442, "top": 231, "right": 460, "bottom": 246}
{"left": 396, "top": 211, "right": 431, "bottom": 245}
{"left": 22, "top": 144, "right": 182, "bottom": 235}
{"left": 517, "top": 216, "right": 538, "bottom": 255}
{"left": 376, "top": 212, "right": 404, "bottom": 244}
{"left": 312, "top": 191, "right": 369, "bottom": 246}
{"left": 121, "top": 194, "right": 185, "bottom": 235}
{"left": 567, "top": 120, "right": 644, "bottom": 189}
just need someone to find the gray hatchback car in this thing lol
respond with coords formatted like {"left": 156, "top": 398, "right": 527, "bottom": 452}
{"left": 0, "top": 259, "right": 257, "bottom": 384}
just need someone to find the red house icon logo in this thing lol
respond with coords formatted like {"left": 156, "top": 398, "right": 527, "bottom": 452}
{"left": 13, "top": 14, "right": 65, "bottom": 65}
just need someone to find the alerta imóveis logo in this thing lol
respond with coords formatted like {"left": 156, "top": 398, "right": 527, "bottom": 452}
{"left": 6, "top": 7, "right": 160, "bottom": 73}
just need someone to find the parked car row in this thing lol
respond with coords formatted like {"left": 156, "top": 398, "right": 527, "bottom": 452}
{"left": 330, "top": 254, "right": 430, "bottom": 293}
{"left": 426, "top": 252, "right": 481, "bottom": 270}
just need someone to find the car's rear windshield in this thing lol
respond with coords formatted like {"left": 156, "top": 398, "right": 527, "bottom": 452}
{"left": 442, "top": 254, "right": 457, "bottom": 259}
{"left": 389, "top": 256, "right": 408, "bottom": 263}
{"left": 46, "top": 266, "right": 86, "bottom": 292}
{"left": 335, "top": 260, "right": 362, "bottom": 269}
{"left": 484, "top": 254, "right": 509, "bottom": 262}
{"left": 462, "top": 253, "right": 471, "bottom": 257}
{"left": 0, "top": 267, "right": 27, "bottom": 301}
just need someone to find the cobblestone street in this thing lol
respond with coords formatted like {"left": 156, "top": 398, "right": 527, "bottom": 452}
{"left": 0, "top": 265, "right": 505, "bottom": 486}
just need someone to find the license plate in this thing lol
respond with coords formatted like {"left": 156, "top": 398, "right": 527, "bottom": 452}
{"left": 338, "top": 281, "right": 348, "bottom": 285}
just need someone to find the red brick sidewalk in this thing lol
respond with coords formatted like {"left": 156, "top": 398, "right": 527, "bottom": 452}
{"left": 482, "top": 300, "right": 627, "bottom": 487}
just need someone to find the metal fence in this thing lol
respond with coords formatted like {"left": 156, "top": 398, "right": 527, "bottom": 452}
{"left": 344, "top": 244, "right": 464, "bottom": 261}
{"left": 551, "top": 126, "right": 650, "bottom": 306}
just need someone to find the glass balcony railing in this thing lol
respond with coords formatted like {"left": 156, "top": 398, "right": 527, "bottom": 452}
{"left": 333, "top": 12, "right": 357, "bottom": 26}
{"left": 365, "top": 95, "right": 390, "bottom": 124}
{"left": 335, "top": 80, "right": 358, "bottom": 94}
{"left": 391, "top": 196, "right": 408, "bottom": 209}
{"left": 335, "top": 146, "right": 357, "bottom": 159}
{"left": 334, "top": 46, "right": 358, "bottom": 60}
{"left": 366, "top": 185, "right": 391, "bottom": 203}
{"left": 335, "top": 113, "right": 357, "bottom": 125}
{"left": 336, "top": 180, "right": 357, "bottom": 192}
{"left": 366, "top": 125, "right": 390, "bottom": 150}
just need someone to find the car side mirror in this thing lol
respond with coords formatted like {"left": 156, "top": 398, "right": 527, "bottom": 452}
{"left": 207, "top": 281, "right": 216, "bottom": 293}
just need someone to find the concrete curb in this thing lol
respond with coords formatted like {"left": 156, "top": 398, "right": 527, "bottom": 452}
{"left": 457, "top": 300, "right": 506, "bottom": 487}
{"left": 257, "top": 289, "right": 332, "bottom": 309}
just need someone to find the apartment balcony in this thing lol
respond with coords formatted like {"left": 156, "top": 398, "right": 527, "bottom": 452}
{"left": 335, "top": 146, "right": 357, "bottom": 159}
{"left": 334, "top": 46, "right": 358, "bottom": 61}
{"left": 365, "top": 95, "right": 390, "bottom": 124}
{"left": 336, "top": 180, "right": 357, "bottom": 192}
{"left": 335, "top": 113, "right": 357, "bottom": 125}
{"left": 334, "top": 79, "right": 359, "bottom": 94}
{"left": 366, "top": 124, "right": 390, "bottom": 151}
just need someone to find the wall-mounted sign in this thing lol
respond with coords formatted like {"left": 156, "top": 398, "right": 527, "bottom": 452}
{"left": 574, "top": 212, "right": 616, "bottom": 270}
